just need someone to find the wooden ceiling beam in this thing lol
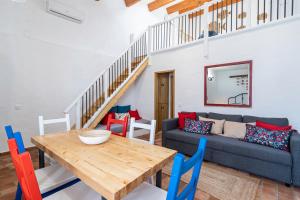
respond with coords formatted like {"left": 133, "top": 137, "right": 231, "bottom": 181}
{"left": 124, "top": 0, "right": 140, "bottom": 7}
{"left": 148, "top": 0, "right": 175, "bottom": 11}
{"left": 166, "top": 0, "right": 197, "bottom": 14}
{"left": 178, "top": 0, "right": 210, "bottom": 14}
{"left": 188, "top": 0, "right": 241, "bottom": 18}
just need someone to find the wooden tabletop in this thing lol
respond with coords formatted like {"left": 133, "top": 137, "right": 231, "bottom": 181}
{"left": 31, "top": 130, "right": 176, "bottom": 200}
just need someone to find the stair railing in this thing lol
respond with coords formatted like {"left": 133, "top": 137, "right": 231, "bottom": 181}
{"left": 228, "top": 92, "right": 248, "bottom": 105}
{"left": 149, "top": 0, "right": 297, "bottom": 53}
{"left": 64, "top": 30, "right": 149, "bottom": 129}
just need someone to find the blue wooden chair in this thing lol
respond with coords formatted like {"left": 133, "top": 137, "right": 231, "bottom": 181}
{"left": 4, "top": 125, "right": 80, "bottom": 200}
{"left": 123, "top": 138, "right": 207, "bottom": 200}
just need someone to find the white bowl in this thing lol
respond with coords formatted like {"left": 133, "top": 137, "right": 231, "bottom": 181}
{"left": 78, "top": 130, "right": 111, "bottom": 145}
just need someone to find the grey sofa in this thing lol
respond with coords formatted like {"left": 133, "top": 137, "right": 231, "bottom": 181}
{"left": 162, "top": 112, "right": 300, "bottom": 186}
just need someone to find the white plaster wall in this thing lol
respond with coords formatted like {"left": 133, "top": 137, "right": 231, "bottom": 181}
{"left": 0, "top": 0, "right": 164, "bottom": 152}
{"left": 119, "top": 18, "right": 300, "bottom": 130}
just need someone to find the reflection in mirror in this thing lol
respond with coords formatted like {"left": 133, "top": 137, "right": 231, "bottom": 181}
{"left": 205, "top": 61, "right": 252, "bottom": 107}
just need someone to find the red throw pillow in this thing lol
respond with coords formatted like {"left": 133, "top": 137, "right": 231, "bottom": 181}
{"left": 256, "top": 120, "right": 292, "bottom": 131}
{"left": 101, "top": 112, "right": 115, "bottom": 125}
{"left": 129, "top": 110, "right": 142, "bottom": 120}
{"left": 178, "top": 112, "right": 197, "bottom": 129}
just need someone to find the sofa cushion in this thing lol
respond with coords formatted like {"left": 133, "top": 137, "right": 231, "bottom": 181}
{"left": 199, "top": 117, "right": 225, "bottom": 135}
{"left": 117, "top": 105, "right": 131, "bottom": 113}
{"left": 208, "top": 112, "right": 242, "bottom": 122}
{"left": 165, "top": 129, "right": 211, "bottom": 145}
{"left": 129, "top": 110, "right": 142, "bottom": 120}
{"left": 165, "top": 129, "right": 292, "bottom": 166}
{"left": 222, "top": 136, "right": 292, "bottom": 166}
{"left": 223, "top": 121, "right": 255, "bottom": 139}
{"left": 184, "top": 119, "right": 214, "bottom": 135}
{"left": 109, "top": 106, "right": 118, "bottom": 113}
{"left": 256, "top": 120, "right": 292, "bottom": 131}
{"left": 182, "top": 111, "right": 207, "bottom": 118}
{"left": 242, "top": 115, "right": 289, "bottom": 126}
{"left": 244, "top": 124, "right": 292, "bottom": 152}
{"left": 178, "top": 112, "right": 197, "bottom": 129}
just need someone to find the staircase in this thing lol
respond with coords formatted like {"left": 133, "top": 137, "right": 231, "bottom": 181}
{"left": 64, "top": 31, "right": 149, "bottom": 129}
{"left": 64, "top": 0, "right": 298, "bottom": 129}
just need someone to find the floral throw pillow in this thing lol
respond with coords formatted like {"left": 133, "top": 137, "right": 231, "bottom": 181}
{"left": 184, "top": 118, "right": 214, "bottom": 135}
{"left": 243, "top": 124, "right": 293, "bottom": 151}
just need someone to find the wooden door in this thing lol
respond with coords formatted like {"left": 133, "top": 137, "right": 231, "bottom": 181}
{"left": 156, "top": 74, "right": 170, "bottom": 131}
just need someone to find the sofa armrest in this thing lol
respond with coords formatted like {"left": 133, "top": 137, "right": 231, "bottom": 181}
{"left": 162, "top": 118, "right": 178, "bottom": 147}
{"left": 291, "top": 131, "right": 300, "bottom": 186}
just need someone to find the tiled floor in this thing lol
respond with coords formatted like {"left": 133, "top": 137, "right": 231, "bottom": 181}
{"left": 1, "top": 133, "right": 300, "bottom": 200}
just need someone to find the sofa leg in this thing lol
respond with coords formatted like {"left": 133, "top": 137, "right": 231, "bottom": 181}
{"left": 285, "top": 183, "right": 291, "bottom": 187}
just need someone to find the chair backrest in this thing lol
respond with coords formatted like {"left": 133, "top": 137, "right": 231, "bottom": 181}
{"left": 166, "top": 138, "right": 207, "bottom": 200}
{"left": 4, "top": 126, "right": 26, "bottom": 153}
{"left": 7, "top": 139, "right": 42, "bottom": 200}
{"left": 106, "top": 115, "right": 129, "bottom": 137}
{"left": 38, "top": 114, "right": 70, "bottom": 136}
{"left": 128, "top": 118, "right": 156, "bottom": 145}
{"left": 5, "top": 125, "right": 14, "bottom": 139}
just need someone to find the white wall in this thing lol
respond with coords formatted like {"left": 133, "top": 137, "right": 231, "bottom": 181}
{"left": 0, "top": 0, "right": 164, "bottom": 152}
{"left": 119, "top": 17, "right": 300, "bottom": 130}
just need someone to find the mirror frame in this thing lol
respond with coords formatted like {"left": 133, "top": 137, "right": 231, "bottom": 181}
{"left": 204, "top": 60, "right": 253, "bottom": 108}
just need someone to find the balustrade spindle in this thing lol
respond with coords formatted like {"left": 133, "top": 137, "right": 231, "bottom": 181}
{"left": 241, "top": 0, "right": 244, "bottom": 27}
{"left": 226, "top": 0, "right": 228, "bottom": 33}
{"left": 236, "top": 1, "right": 238, "bottom": 30}
{"left": 277, "top": 0, "right": 279, "bottom": 20}
{"left": 231, "top": 0, "right": 233, "bottom": 30}
{"left": 264, "top": 0, "right": 266, "bottom": 23}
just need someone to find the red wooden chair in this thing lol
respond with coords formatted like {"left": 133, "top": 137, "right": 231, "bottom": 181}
{"left": 7, "top": 139, "right": 101, "bottom": 200}
{"left": 8, "top": 139, "right": 43, "bottom": 200}
{"left": 106, "top": 114, "right": 129, "bottom": 137}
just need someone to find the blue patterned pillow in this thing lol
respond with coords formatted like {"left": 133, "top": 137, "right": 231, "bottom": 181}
{"left": 184, "top": 119, "right": 214, "bottom": 135}
{"left": 243, "top": 124, "right": 293, "bottom": 151}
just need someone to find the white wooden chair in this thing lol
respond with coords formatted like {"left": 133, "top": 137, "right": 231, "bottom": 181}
{"left": 39, "top": 114, "right": 71, "bottom": 136}
{"left": 38, "top": 114, "right": 71, "bottom": 166}
{"left": 128, "top": 118, "right": 156, "bottom": 145}
{"left": 128, "top": 118, "right": 156, "bottom": 184}
{"left": 36, "top": 114, "right": 78, "bottom": 194}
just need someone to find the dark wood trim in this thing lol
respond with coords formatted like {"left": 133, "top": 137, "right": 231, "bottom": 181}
{"left": 204, "top": 60, "right": 252, "bottom": 108}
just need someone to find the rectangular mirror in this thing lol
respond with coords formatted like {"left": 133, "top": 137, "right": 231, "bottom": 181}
{"left": 204, "top": 60, "right": 252, "bottom": 107}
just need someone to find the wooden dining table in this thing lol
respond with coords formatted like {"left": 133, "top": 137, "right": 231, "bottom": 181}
{"left": 31, "top": 130, "right": 177, "bottom": 200}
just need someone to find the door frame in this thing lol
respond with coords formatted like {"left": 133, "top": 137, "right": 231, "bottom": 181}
{"left": 154, "top": 70, "right": 175, "bottom": 132}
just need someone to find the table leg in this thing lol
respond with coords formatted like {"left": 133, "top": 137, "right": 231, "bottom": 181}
{"left": 156, "top": 170, "right": 162, "bottom": 188}
{"left": 39, "top": 149, "right": 45, "bottom": 169}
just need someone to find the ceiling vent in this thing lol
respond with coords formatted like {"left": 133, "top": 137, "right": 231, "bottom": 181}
{"left": 46, "top": 0, "right": 84, "bottom": 24}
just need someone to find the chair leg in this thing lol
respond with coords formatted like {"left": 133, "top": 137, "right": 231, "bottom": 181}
{"left": 39, "top": 149, "right": 45, "bottom": 169}
{"left": 15, "top": 183, "right": 22, "bottom": 200}
{"left": 156, "top": 170, "right": 162, "bottom": 188}
{"left": 148, "top": 176, "right": 155, "bottom": 185}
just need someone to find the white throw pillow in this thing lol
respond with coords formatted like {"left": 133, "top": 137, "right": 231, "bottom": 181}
{"left": 223, "top": 121, "right": 255, "bottom": 139}
{"left": 199, "top": 117, "right": 225, "bottom": 135}
{"left": 115, "top": 112, "right": 130, "bottom": 120}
